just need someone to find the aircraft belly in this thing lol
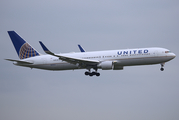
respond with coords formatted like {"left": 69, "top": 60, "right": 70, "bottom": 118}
{"left": 31, "top": 63, "right": 79, "bottom": 71}
{"left": 119, "top": 58, "right": 145, "bottom": 66}
{"left": 53, "top": 63, "right": 79, "bottom": 70}
{"left": 116, "top": 56, "right": 173, "bottom": 66}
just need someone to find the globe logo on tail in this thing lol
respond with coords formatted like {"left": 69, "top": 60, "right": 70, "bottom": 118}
{"left": 19, "top": 43, "right": 40, "bottom": 59}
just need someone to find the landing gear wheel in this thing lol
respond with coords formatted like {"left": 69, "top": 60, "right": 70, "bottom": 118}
{"left": 85, "top": 71, "right": 89, "bottom": 75}
{"left": 92, "top": 72, "right": 96, "bottom": 75}
{"left": 84, "top": 68, "right": 100, "bottom": 77}
{"left": 160, "top": 63, "right": 165, "bottom": 71}
{"left": 96, "top": 73, "right": 100, "bottom": 76}
{"left": 160, "top": 68, "right": 164, "bottom": 71}
{"left": 89, "top": 73, "right": 93, "bottom": 77}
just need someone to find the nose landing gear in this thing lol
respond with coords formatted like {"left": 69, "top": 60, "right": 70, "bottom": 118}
{"left": 160, "top": 63, "right": 165, "bottom": 71}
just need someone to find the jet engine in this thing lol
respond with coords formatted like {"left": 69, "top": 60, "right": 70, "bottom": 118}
{"left": 98, "top": 61, "right": 113, "bottom": 70}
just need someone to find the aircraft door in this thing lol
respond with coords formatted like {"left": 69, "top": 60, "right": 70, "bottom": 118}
{"left": 41, "top": 58, "right": 47, "bottom": 64}
{"left": 153, "top": 50, "right": 158, "bottom": 56}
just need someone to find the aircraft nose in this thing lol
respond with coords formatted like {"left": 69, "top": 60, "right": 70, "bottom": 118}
{"left": 171, "top": 53, "right": 176, "bottom": 58}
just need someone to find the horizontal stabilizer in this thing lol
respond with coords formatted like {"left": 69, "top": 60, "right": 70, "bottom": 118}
{"left": 5, "top": 59, "right": 33, "bottom": 64}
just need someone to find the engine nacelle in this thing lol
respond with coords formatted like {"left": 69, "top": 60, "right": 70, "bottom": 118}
{"left": 98, "top": 61, "right": 113, "bottom": 70}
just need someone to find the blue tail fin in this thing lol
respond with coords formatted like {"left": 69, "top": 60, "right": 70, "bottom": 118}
{"left": 8, "top": 31, "right": 40, "bottom": 59}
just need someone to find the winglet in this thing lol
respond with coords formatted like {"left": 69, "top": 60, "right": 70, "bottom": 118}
{"left": 78, "top": 44, "right": 85, "bottom": 52}
{"left": 39, "top": 41, "right": 54, "bottom": 55}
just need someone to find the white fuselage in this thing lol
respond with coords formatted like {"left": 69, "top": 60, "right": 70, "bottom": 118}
{"left": 15, "top": 47, "right": 176, "bottom": 71}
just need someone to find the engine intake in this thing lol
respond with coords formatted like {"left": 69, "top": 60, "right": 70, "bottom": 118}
{"left": 98, "top": 61, "right": 113, "bottom": 70}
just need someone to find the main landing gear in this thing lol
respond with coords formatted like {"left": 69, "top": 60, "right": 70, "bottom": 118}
{"left": 85, "top": 71, "right": 100, "bottom": 76}
{"left": 160, "top": 63, "right": 165, "bottom": 71}
{"left": 85, "top": 68, "right": 100, "bottom": 77}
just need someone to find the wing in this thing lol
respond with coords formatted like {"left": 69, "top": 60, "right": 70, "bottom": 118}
{"left": 5, "top": 59, "right": 33, "bottom": 64}
{"left": 39, "top": 41, "right": 99, "bottom": 67}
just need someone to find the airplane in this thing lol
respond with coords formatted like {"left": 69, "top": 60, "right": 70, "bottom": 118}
{"left": 6, "top": 31, "right": 176, "bottom": 77}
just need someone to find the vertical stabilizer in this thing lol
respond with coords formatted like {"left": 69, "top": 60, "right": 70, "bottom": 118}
{"left": 8, "top": 31, "right": 40, "bottom": 59}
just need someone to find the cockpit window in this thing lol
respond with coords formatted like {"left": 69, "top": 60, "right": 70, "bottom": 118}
{"left": 165, "top": 51, "right": 171, "bottom": 53}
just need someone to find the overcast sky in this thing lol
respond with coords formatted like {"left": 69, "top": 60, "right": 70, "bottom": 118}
{"left": 0, "top": 0, "right": 179, "bottom": 120}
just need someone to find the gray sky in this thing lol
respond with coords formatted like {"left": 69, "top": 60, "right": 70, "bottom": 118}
{"left": 0, "top": 0, "right": 179, "bottom": 120}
